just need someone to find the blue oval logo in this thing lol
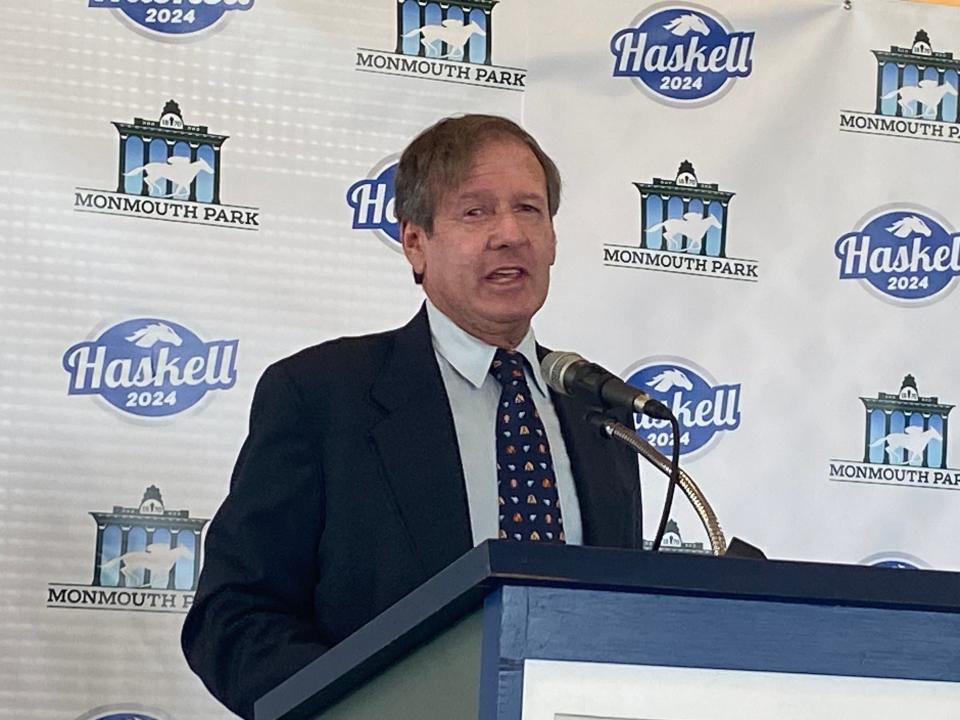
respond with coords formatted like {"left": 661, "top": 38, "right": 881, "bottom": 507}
{"left": 872, "top": 560, "right": 919, "bottom": 569}
{"left": 87, "top": 0, "right": 254, "bottom": 37}
{"left": 347, "top": 159, "right": 400, "bottom": 249}
{"left": 74, "top": 705, "right": 170, "bottom": 720}
{"left": 611, "top": 5, "right": 755, "bottom": 105}
{"left": 835, "top": 207, "right": 960, "bottom": 304}
{"left": 63, "top": 318, "right": 238, "bottom": 418}
{"left": 861, "top": 551, "right": 928, "bottom": 570}
{"left": 624, "top": 359, "right": 741, "bottom": 456}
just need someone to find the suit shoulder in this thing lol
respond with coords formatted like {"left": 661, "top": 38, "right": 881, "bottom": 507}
{"left": 279, "top": 328, "right": 397, "bottom": 376}
{"left": 262, "top": 327, "right": 404, "bottom": 400}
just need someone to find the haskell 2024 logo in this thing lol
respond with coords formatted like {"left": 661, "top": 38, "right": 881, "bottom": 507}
{"left": 74, "top": 100, "right": 260, "bottom": 230}
{"left": 828, "top": 375, "right": 960, "bottom": 491}
{"left": 624, "top": 357, "right": 742, "bottom": 458}
{"left": 49, "top": 486, "right": 209, "bottom": 614}
{"left": 835, "top": 206, "right": 960, "bottom": 304}
{"left": 610, "top": 4, "right": 756, "bottom": 106}
{"left": 356, "top": 0, "right": 526, "bottom": 91}
{"left": 840, "top": 30, "right": 960, "bottom": 144}
{"left": 87, "top": 0, "right": 254, "bottom": 40}
{"left": 604, "top": 160, "right": 758, "bottom": 282}
{"left": 63, "top": 318, "right": 238, "bottom": 419}
{"left": 74, "top": 706, "right": 172, "bottom": 720}
{"left": 347, "top": 156, "right": 400, "bottom": 251}
{"left": 861, "top": 551, "right": 929, "bottom": 570}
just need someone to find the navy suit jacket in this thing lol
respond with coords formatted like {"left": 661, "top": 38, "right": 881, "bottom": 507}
{"left": 181, "top": 306, "right": 642, "bottom": 719}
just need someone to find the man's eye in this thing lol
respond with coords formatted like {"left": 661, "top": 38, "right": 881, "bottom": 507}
{"left": 464, "top": 207, "right": 484, "bottom": 217}
{"left": 518, "top": 204, "right": 542, "bottom": 213}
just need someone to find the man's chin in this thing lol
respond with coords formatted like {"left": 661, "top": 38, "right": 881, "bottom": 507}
{"left": 480, "top": 299, "right": 544, "bottom": 328}
{"left": 481, "top": 279, "right": 546, "bottom": 304}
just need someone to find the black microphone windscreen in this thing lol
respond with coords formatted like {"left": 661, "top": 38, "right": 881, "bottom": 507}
{"left": 540, "top": 351, "right": 583, "bottom": 395}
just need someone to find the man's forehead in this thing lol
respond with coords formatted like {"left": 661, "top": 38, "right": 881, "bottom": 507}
{"left": 450, "top": 187, "right": 547, "bottom": 203}
{"left": 465, "top": 135, "right": 537, "bottom": 166}
{"left": 444, "top": 139, "right": 547, "bottom": 194}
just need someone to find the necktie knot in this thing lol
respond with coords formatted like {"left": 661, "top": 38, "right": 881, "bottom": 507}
{"left": 490, "top": 348, "right": 527, "bottom": 387}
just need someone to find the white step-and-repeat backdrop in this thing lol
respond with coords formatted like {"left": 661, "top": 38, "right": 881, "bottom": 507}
{"left": 1, "top": 1, "right": 958, "bottom": 718}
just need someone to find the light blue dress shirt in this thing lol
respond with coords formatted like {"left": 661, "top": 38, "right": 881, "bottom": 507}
{"left": 425, "top": 299, "right": 584, "bottom": 546}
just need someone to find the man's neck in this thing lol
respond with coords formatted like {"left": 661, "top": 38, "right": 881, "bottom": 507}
{"left": 425, "top": 302, "right": 530, "bottom": 350}
{"left": 475, "top": 325, "right": 529, "bottom": 350}
{"left": 425, "top": 299, "right": 546, "bottom": 394}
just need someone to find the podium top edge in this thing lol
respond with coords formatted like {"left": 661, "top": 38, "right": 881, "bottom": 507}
{"left": 256, "top": 543, "right": 960, "bottom": 720}
{"left": 479, "top": 542, "right": 960, "bottom": 611}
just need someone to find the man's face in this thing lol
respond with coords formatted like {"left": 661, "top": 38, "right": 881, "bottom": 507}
{"left": 401, "top": 137, "right": 557, "bottom": 347}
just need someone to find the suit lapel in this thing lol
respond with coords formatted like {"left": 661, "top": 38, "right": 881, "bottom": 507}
{"left": 369, "top": 306, "right": 473, "bottom": 579}
{"left": 366, "top": 313, "right": 633, "bottom": 570}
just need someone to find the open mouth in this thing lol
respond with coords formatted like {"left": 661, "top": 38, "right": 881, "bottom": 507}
{"left": 486, "top": 267, "right": 527, "bottom": 282}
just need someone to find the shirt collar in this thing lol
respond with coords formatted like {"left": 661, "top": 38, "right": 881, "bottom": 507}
{"left": 425, "top": 299, "right": 548, "bottom": 395}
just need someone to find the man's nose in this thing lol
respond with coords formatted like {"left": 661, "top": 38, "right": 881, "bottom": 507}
{"left": 490, "top": 209, "right": 527, "bottom": 246}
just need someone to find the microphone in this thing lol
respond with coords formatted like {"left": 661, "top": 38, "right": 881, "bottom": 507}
{"left": 541, "top": 351, "right": 673, "bottom": 420}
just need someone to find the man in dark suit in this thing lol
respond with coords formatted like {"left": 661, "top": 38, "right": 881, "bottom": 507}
{"left": 181, "top": 115, "right": 642, "bottom": 719}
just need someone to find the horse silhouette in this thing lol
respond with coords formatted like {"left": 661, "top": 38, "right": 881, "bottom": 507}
{"left": 870, "top": 426, "right": 941, "bottom": 464}
{"left": 648, "top": 213, "right": 722, "bottom": 253}
{"left": 99, "top": 544, "right": 193, "bottom": 589}
{"left": 647, "top": 369, "right": 694, "bottom": 393}
{"left": 886, "top": 216, "right": 933, "bottom": 239}
{"left": 664, "top": 13, "right": 710, "bottom": 37}
{"left": 882, "top": 80, "right": 958, "bottom": 118}
{"left": 403, "top": 19, "right": 485, "bottom": 60}
{"left": 125, "top": 156, "right": 213, "bottom": 199}
{"left": 125, "top": 322, "right": 183, "bottom": 349}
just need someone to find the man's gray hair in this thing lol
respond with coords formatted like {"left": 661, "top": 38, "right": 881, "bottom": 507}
{"left": 394, "top": 114, "right": 562, "bottom": 234}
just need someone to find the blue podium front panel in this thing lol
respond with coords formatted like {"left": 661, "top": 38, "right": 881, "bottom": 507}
{"left": 480, "top": 585, "right": 960, "bottom": 720}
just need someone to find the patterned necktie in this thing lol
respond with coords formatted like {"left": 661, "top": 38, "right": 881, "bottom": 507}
{"left": 490, "top": 348, "right": 565, "bottom": 543}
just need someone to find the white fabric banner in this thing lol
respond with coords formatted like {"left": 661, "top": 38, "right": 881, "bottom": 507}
{"left": 526, "top": 0, "right": 960, "bottom": 569}
{"left": 0, "top": 1, "right": 958, "bottom": 718}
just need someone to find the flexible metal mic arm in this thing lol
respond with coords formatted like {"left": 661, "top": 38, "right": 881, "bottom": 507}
{"left": 590, "top": 415, "right": 727, "bottom": 556}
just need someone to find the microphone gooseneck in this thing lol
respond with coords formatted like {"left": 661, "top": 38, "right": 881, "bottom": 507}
{"left": 541, "top": 350, "right": 691, "bottom": 553}
{"left": 588, "top": 414, "right": 727, "bottom": 556}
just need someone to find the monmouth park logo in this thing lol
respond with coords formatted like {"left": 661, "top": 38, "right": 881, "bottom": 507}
{"left": 624, "top": 357, "right": 742, "bottom": 458}
{"left": 835, "top": 206, "right": 960, "bottom": 305}
{"left": 828, "top": 374, "right": 960, "bottom": 491}
{"left": 604, "top": 160, "right": 758, "bottom": 282}
{"left": 840, "top": 30, "right": 960, "bottom": 145}
{"left": 610, "top": 3, "right": 755, "bottom": 106}
{"left": 62, "top": 318, "right": 238, "bottom": 419}
{"left": 348, "top": 156, "right": 400, "bottom": 250}
{"left": 87, "top": 0, "right": 253, "bottom": 40}
{"left": 356, "top": 0, "right": 526, "bottom": 91}
{"left": 641, "top": 519, "right": 709, "bottom": 554}
{"left": 48, "top": 486, "right": 210, "bottom": 614}
{"left": 74, "top": 99, "right": 260, "bottom": 230}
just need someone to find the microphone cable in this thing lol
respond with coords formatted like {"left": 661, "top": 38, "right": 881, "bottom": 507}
{"left": 650, "top": 412, "right": 682, "bottom": 552}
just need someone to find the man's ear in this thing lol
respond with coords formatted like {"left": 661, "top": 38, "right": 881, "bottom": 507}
{"left": 401, "top": 219, "right": 428, "bottom": 279}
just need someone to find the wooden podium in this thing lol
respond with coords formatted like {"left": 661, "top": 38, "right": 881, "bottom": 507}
{"left": 255, "top": 542, "right": 960, "bottom": 720}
